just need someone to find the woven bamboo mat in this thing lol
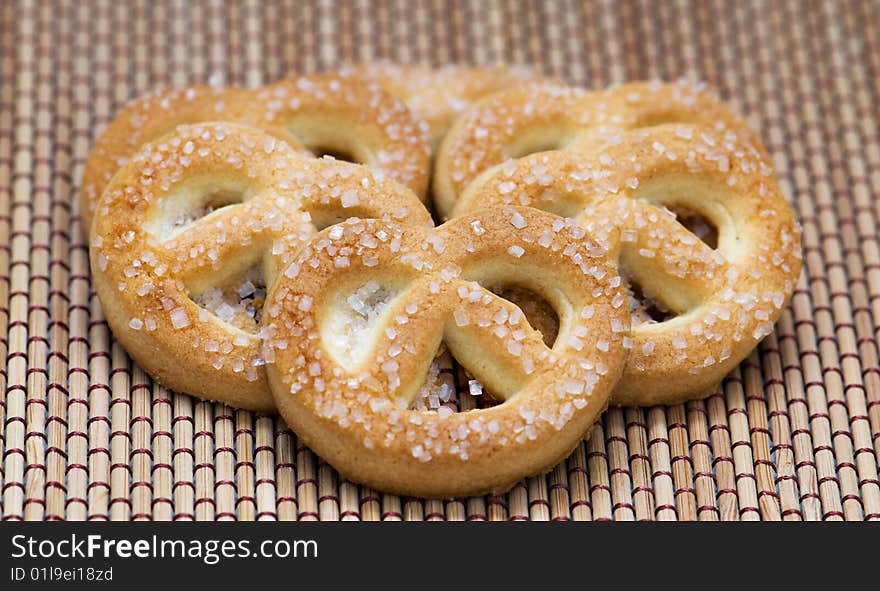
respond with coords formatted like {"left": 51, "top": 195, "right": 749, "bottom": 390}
{"left": 1, "top": 0, "right": 879, "bottom": 522}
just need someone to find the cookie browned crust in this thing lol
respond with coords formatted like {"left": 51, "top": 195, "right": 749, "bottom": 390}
{"left": 263, "top": 207, "right": 629, "bottom": 496}
{"left": 452, "top": 118, "right": 802, "bottom": 405}
{"left": 90, "top": 122, "right": 431, "bottom": 411}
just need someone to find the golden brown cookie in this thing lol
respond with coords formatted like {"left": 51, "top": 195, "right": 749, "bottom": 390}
{"left": 90, "top": 122, "right": 431, "bottom": 410}
{"left": 453, "top": 124, "right": 802, "bottom": 405}
{"left": 263, "top": 207, "right": 629, "bottom": 496}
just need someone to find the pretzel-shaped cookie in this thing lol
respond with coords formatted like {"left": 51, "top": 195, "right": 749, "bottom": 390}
{"left": 81, "top": 73, "right": 430, "bottom": 230}
{"left": 453, "top": 126, "right": 802, "bottom": 405}
{"left": 90, "top": 122, "right": 431, "bottom": 411}
{"left": 342, "top": 62, "right": 541, "bottom": 152}
{"left": 434, "top": 80, "right": 764, "bottom": 219}
{"left": 262, "top": 207, "right": 629, "bottom": 497}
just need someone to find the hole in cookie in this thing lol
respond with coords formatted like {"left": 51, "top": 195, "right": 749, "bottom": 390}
{"left": 488, "top": 285, "right": 559, "bottom": 347}
{"left": 508, "top": 138, "right": 568, "bottom": 159}
{"left": 283, "top": 119, "right": 368, "bottom": 166}
{"left": 310, "top": 147, "right": 358, "bottom": 163}
{"left": 171, "top": 190, "right": 241, "bottom": 229}
{"left": 665, "top": 204, "right": 718, "bottom": 249}
{"left": 323, "top": 280, "right": 400, "bottom": 368}
{"left": 509, "top": 140, "right": 566, "bottom": 160}
{"left": 623, "top": 274, "right": 675, "bottom": 325}
{"left": 151, "top": 187, "right": 245, "bottom": 240}
{"left": 457, "top": 367, "right": 502, "bottom": 412}
{"left": 633, "top": 112, "right": 691, "bottom": 129}
{"left": 191, "top": 265, "right": 267, "bottom": 332}
{"left": 505, "top": 126, "right": 574, "bottom": 160}
{"left": 410, "top": 346, "right": 459, "bottom": 413}
{"left": 409, "top": 346, "right": 501, "bottom": 415}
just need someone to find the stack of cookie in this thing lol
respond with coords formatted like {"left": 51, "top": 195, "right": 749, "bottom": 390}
{"left": 84, "top": 65, "right": 802, "bottom": 497}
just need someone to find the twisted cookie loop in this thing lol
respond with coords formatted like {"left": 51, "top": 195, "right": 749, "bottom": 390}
{"left": 90, "top": 123, "right": 431, "bottom": 411}
{"left": 453, "top": 127, "right": 802, "bottom": 405}
{"left": 81, "top": 73, "right": 431, "bottom": 230}
{"left": 342, "top": 62, "right": 541, "bottom": 152}
{"left": 263, "top": 207, "right": 629, "bottom": 497}
{"left": 434, "top": 80, "right": 762, "bottom": 218}
{"left": 252, "top": 74, "right": 430, "bottom": 198}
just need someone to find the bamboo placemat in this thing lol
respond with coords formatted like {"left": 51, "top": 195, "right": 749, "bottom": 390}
{"left": 1, "top": 0, "right": 879, "bottom": 521}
